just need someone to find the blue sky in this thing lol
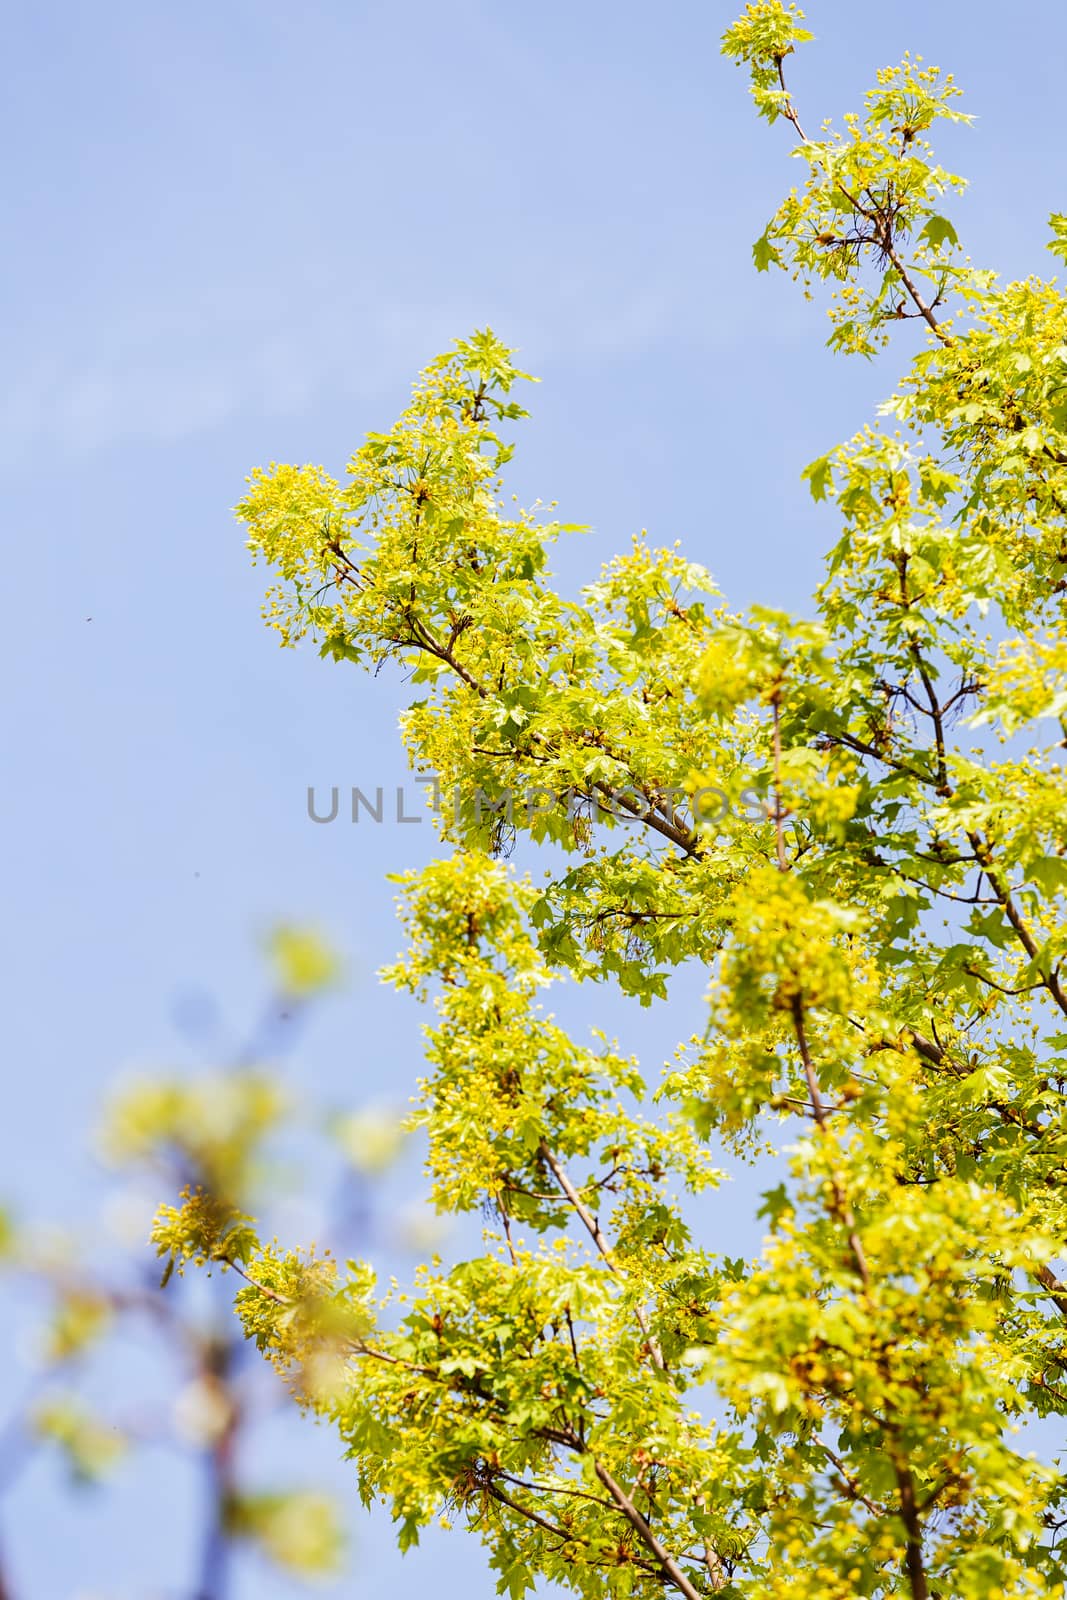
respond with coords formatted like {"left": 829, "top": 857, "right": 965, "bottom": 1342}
{"left": 3, "top": 2, "right": 1066, "bottom": 1595}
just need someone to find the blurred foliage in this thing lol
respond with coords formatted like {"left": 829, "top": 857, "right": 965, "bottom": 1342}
{"left": 224, "top": 1489, "right": 345, "bottom": 1578}
{"left": 0, "top": 931, "right": 415, "bottom": 1598}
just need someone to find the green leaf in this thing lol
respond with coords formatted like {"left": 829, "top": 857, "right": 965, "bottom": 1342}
{"left": 921, "top": 214, "right": 960, "bottom": 252}
{"left": 801, "top": 453, "right": 833, "bottom": 501}
{"left": 753, "top": 229, "right": 782, "bottom": 272}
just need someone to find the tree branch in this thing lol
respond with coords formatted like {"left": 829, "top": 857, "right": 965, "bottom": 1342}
{"left": 592, "top": 1460, "right": 705, "bottom": 1600}
{"left": 538, "top": 1141, "right": 666, "bottom": 1373}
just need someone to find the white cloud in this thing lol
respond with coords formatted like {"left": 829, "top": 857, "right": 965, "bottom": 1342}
{"left": 0, "top": 256, "right": 777, "bottom": 471}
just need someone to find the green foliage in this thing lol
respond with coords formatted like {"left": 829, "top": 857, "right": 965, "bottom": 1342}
{"left": 721, "top": 3, "right": 814, "bottom": 126}
{"left": 725, "top": 4, "right": 978, "bottom": 357}
{"left": 153, "top": 1185, "right": 260, "bottom": 1283}
{"left": 194, "top": 11, "right": 1067, "bottom": 1599}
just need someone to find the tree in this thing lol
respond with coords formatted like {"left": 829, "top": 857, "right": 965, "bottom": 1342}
{"left": 155, "top": 5, "right": 1067, "bottom": 1596}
